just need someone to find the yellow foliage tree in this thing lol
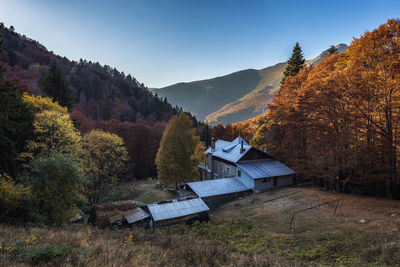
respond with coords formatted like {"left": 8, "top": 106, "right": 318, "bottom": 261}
{"left": 81, "top": 129, "right": 128, "bottom": 205}
{"left": 155, "top": 112, "right": 201, "bottom": 187}
{"left": 20, "top": 110, "right": 82, "bottom": 165}
{"left": 23, "top": 93, "right": 68, "bottom": 114}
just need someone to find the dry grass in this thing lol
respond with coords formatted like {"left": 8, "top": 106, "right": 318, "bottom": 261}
{"left": 1, "top": 185, "right": 400, "bottom": 266}
{"left": 213, "top": 185, "right": 400, "bottom": 266}
{"left": 0, "top": 223, "right": 295, "bottom": 267}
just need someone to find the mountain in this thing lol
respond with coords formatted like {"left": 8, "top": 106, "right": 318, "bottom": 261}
{"left": 154, "top": 44, "right": 348, "bottom": 125}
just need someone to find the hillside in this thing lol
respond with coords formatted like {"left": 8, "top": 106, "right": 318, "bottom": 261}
{"left": 0, "top": 25, "right": 178, "bottom": 124}
{"left": 0, "top": 24, "right": 200, "bottom": 180}
{"left": 154, "top": 44, "right": 347, "bottom": 125}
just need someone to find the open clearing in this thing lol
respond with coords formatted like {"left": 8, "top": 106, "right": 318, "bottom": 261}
{"left": 212, "top": 185, "right": 400, "bottom": 266}
{"left": 1, "top": 185, "right": 400, "bottom": 266}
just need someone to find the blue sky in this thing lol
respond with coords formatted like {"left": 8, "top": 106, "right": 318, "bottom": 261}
{"left": 1, "top": 0, "right": 400, "bottom": 88}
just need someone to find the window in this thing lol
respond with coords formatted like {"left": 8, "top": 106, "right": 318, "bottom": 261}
{"left": 273, "top": 177, "right": 278, "bottom": 186}
{"left": 225, "top": 166, "right": 230, "bottom": 175}
{"left": 238, "top": 170, "right": 241, "bottom": 177}
{"left": 262, "top": 178, "right": 270, "bottom": 183}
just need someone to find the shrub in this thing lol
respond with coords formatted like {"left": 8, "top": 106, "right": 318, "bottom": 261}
{"left": 14, "top": 244, "right": 70, "bottom": 265}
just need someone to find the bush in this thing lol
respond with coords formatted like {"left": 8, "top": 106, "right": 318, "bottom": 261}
{"left": 0, "top": 173, "right": 32, "bottom": 222}
{"left": 14, "top": 244, "right": 70, "bottom": 265}
{"left": 29, "top": 153, "right": 86, "bottom": 225}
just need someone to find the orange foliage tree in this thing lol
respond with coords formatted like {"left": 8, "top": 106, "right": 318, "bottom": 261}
{"left": 251, "top": 19, "right": 400, "bottom": 198}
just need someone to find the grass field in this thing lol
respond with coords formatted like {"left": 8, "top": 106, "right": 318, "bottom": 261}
{"left": 1, "top": 185, "right": 400, "bottom": 266}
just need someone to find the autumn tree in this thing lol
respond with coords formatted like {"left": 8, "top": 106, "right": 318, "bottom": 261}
{"left": 342, "top": 19, "right": 400, "bottom": 197}
{"left": 23, "top": 93, "right": 68, "bottom": 114}
{"left": 252, "top": 19, "right": 400, "bottom": 198}
{"left": 20, "top": 108, "right": 81, "bottom": 166}
{"left": 39, "top": 61, "right": 74, "bottom": 109}
{"left": 281, "top": 42, "right": 305, "bottom": 84}
{"left": 29, "top": 153, "right": 86, "bottom": 225}
{"left": 155, "top": 112, "right": 201, "bottom": 186}
{"left": 81, "top": 129, "right": 128, "bottom": 205}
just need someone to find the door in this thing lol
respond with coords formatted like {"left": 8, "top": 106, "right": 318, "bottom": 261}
{"left": 273, "top": 177, "right": 277, "bottom": 187}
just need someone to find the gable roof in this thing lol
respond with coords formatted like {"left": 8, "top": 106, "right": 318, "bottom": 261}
{"left": 147, "top": 198, "right": 209, "bottom": 222}
{"left": 187, "top": 177, "right": 251, "bottom": 198}
{"left": 237, "top": 160, "right": 295, "bottom": 179}
{"left": 205, "top": 137, "right": 251, "bottom": 163}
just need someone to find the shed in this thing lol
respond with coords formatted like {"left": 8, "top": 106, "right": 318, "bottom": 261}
{"left": 147, "top": 197, "right": 209, "bottom": 227}
{"left": 186, "top": 177, "right": 252, "bottom": 209}
{"left": 90, "top": 200, "right": 146, "bottom": 228}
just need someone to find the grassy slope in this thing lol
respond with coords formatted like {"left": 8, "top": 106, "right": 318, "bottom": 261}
{"left": 1, "top": 185, "right": 399, "bottom": 266}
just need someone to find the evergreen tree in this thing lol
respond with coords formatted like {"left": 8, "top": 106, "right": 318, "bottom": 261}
{"left": 327, "top": 45, "right": 338, "bottom": 55}
{"left": 39, "top": 61, "right": 74, "bottom": 109}
{"left": 0, "top": 37, "right": 32, "bottom": 173}
{"left": 281, "top": 42, "right": 305, "bottom": 84}
{"left": 200, "top": 124, "right": 211, "bottom": 147}
{"left": 155, "top": 112, "right": 200, "bottom": 187}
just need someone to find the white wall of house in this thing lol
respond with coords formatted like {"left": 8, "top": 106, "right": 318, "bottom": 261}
{"left": 253, "top": 175, "right": 294, "bottom": 192}
{"left": 254, "top": 178, "right": 273, "bottom": 192}
{"left": 237, "top": 168, "right": 254, "bottom": 189}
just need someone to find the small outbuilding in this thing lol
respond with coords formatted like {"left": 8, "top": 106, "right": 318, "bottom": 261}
{"left": 90, "top": 200, "right": 147, "bottom": 228}
{"left": 147, "top": 197, "right": 209, "bottom": 227}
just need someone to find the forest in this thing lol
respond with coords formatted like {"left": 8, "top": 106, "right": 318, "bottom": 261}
{"left": 0, "top": 23, "right": 212, "bottom": 226}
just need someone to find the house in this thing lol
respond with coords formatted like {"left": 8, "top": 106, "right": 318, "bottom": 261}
{"left": 201, "top": 136, "right": 295, "bottom": 193}
{"left": 146, "top": 197, "right": 210, "bottom": 227}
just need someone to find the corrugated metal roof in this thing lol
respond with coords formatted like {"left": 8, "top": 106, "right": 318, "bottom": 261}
{"left": 205, "top": 139, "right": 251, "bottom": 163}
{"left": 237, "top": 160, "right": 295, "bottom": 179}
{"left": 147, "top": 198, "right": 209, "bottom": 222}
{"left": 125, "top": 207, "right": 150, "bottom": 224}
{"left": 187, "top": 177, "right": 252, "bottom": 198}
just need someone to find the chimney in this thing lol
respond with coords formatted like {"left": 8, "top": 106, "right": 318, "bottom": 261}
{"left": 240, "top": 140, "right": 245, "bottom": 153}
{"left": 211, "top": 138, "right": 215, "bottom": 152}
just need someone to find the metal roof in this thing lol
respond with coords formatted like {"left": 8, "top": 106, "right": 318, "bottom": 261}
{"left": 147, "top": 198, "right": 209, "bottom": 222}
{"left": 205, "top": 139, "right": 251, "bottom": 163}
{"left": 187, "top": 177, "right": 252, "bottom": 198}
{"left": 237, "top": 160, "right": 295, "bottom": 179}
{"left": 125, "top": 207, "right": 150, "bottom": 224}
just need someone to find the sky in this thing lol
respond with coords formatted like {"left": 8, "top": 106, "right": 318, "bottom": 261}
{"left": 1, "top": 0, "right": 400, "bottom": 88}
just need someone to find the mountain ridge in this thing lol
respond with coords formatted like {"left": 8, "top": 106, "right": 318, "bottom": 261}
{"left": 154, "top": 43, "right": 347, "bottom": 125}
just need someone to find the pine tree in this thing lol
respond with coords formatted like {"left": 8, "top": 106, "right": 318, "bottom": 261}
{"left": 39, "top": 61, "right": 74, "bottom": 109}
{"left": 155, "top": 112, "right": 200, "bottom": 186}
{"left": 0, "top": 37, "right": 32, "bottom": 174}
{"left": 281, "top": 42, "right": 305, "bottom": 84}
{"left": 327, "top": 45, "right": 337, "bottom": 55}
